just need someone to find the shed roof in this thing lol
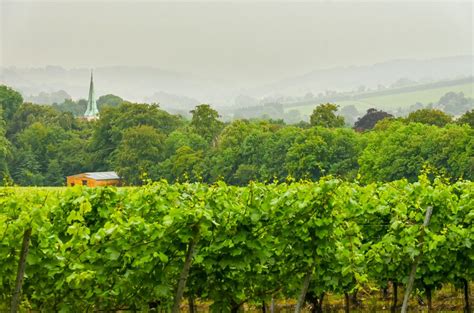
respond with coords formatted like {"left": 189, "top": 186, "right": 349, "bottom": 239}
{"left": 69, "top": 171, "right": 120, "bottom": 181}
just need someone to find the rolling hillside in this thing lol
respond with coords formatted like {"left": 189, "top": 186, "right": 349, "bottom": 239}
{"left": 287, "top": 80, "right": 474, "bottom": 116}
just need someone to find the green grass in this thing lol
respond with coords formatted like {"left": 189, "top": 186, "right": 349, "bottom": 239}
{"left": 288, "top": 82, "right": 474, "bottom": 116}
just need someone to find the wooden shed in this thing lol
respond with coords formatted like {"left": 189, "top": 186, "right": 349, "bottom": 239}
{"left": 66, "top": 171, "right": 121, "bottom": 187}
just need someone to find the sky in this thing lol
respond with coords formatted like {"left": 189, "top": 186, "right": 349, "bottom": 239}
{"left": 1, "top": 0, "right": 473, "bottom": 85}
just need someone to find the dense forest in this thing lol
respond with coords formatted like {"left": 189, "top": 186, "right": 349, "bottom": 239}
{"left": 0, "top": 84, "right": 473, "bottom": 186}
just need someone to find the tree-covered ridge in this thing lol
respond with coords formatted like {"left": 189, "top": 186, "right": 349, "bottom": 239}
{"left": 0, "top": 84, "right": 472, "bottom": 186}
{"left": 0, "top": 177, "right": 472, "bottom": 311}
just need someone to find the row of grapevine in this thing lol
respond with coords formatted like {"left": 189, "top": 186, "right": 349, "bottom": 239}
{"left": 0, "top": 177, "right": 472, "bottom": 312}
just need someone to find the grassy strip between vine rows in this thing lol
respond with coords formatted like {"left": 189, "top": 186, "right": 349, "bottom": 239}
{"left": 0, "top": 176, "right": 472, "bottom": 312}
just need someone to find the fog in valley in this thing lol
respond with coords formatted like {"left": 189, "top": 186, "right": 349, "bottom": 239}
{"left": 1, "top": 0, "right": 473, "bottom": 118}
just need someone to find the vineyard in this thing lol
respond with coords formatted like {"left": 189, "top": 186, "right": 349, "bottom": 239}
{"left": 0, "top": 177, "right": 473, "bottom": 312}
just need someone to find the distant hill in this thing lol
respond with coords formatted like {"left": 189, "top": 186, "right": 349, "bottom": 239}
{"left": 0, "top": 66, "right": 214, "bottom": 104}
{"left": 144, "top": 91, "right": 200, "bottom": 116}
{"left": 23, "top": 90, "right": 72, "bottom": 105}
{"left": 248, "top": 55, "right": 474, "bottom": 97}
{"left": 1, "top": 56, "right": 473, "bottom": 111}
{"left": 286, "top": 79, "right": 474, "bottom": 117}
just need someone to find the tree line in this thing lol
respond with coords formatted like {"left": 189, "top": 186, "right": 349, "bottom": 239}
{"left": 0, "top": 85, "right": 472, "bottom": 186}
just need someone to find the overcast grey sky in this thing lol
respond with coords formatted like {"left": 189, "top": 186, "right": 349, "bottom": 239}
{"left": 1, "top": 1, "right": 473, "bottom": 84}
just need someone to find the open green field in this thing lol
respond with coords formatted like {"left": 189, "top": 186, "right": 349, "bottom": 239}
{"left": 289, "top": 82, "right": 474, "bottom": 116}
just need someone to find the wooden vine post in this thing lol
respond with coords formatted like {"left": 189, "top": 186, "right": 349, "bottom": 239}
{"left": 462, "top": 278, "right": 471, "bottom": 313}
{"left": 188, "top": 295, "right": 195, "bottom": 313}
{"left": 294, "top": 269, "right": 312, "bottom": 313}
{"left": 391, "top": 282, "right": 398, "bottom": 312}
{"left": 400, "top": 206, "right": 433, "bottom": 313}
{"left": 344, "top": 292, "right": 350, "bottom": 313}
{"left": 10, "top": 227, "right": 32, "bottom": 313}
{"left": 171, "top": 224, "right": 200, "bottom": 313}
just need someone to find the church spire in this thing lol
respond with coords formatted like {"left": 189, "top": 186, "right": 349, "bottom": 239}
{"left": 84, "top": 69, "right": 99, "bottom": 120}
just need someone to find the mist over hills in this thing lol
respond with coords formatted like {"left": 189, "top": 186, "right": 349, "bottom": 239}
{"left": 1, "top": 55, "right": 472, "bottom": 110}
{"left": 247, "top": 55, "right": 474, "bottom": 98}
{"left": 0, "top": 66, "right": 217, "bottom": 104}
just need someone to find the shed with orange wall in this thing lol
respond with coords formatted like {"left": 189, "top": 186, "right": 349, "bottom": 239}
{"left": 66, "top": 172, "right": 121, "bottom": 187}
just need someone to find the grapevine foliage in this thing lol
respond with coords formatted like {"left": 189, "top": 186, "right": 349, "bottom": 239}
{"left": 0, "top": 177, "right": 472, "bottom": 311}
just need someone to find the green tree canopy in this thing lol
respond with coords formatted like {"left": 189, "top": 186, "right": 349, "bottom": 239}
{"left": 259, "top": 126, "right": 301, "bottom": 181}
{"left": 0, "top": 108, "right": 11, "bottom": 182}
{"left": 190, "top": 104, "right": 224, "bottom": 143}
{"left": 90, "top": 102, "right": 184, "bottom": 170}
{"left": 53, "top": 98, "right": 87, "bottom": 117}
{"left": 162, "top": 129, "right": 207, "bottom": 159}
{"left": 97, "top": 94, "right": 124, "bottom": 110}
{"left": 358, "top": 122, "right": 473, "bottom": 182}
{"left": 457, "top": 109, "right": 474, "bottom": 127}
{"left": 8, "top": 102, "right": 78, "bottom": 137}
{"left": 286, "top": 127, "right": 362, "bottom": 180}
{"left": 354, "top": 108, "right": 393, "bottom": 131}
{"left": 157, "top": 129, "right": 207, "bottom": 182}
{"left": 112, "top": 125, "right": 166, "bottom": 185}
{"left": 406, "top": 108, "right": 453, "bottom": 127}
{"left": 158, "top": 145, "right": 204, "bottom": 182}
{"left": 10, "top": 122, "right": 71, "bottom": 185}
{"left": 0, "top": 85, "right": 23, "bottom": 122}
{"left": 207, "top": 120, "right": 278, "bottom": 183}
{"left": 309, "top": 103, "right": 345, "bottom": 128}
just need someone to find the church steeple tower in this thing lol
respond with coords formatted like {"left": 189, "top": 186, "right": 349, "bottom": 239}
{"left": 84, "top": 70, "right": 99, "bottom": 120}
